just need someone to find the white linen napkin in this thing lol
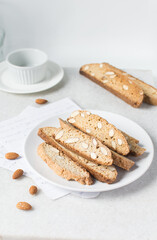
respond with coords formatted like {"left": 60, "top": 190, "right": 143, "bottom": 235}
{"left": 0, "top": 98, "right": 99, "bottom": 199}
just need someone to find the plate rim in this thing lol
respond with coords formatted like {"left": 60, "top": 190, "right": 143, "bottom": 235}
{"left": 0, "top": 60, "right": 64, "bottom": 94}
{"left": 24, "top": 110, "right": 154, "bottom": 192}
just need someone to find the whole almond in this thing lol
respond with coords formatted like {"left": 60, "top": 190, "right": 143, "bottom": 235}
{"left": 16, "top": 202, "right": 32, "bottom": 210}
{"left": 5, "top": 152, "right": 19, "bottom": 160}
{"left": 12, "top": 169, "right": 23, "bottom": 179}
{"left": 29, "top": 185, "right": 38, "bottom": 195}
{"left": 35, "top": 98, "right": 47, "bottom": 104}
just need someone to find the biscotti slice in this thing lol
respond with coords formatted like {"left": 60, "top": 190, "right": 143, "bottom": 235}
{"left": 68, "top": 110, "right": 145, "bottom": 156}
{"left": 128, "top": 141, "right": 146, "bottom": 157}
{"left": 37, "top": 142, "right": 93, "bottom": 185}
{"left": 111, "top": 150, "right": 134, "bottom": 171}
{"left": 121, "top": 131, "right": 139, "bottom": 144}
{"left": 38, "top": 128, "right": 117, "bottom": 183}
{"left": 80, "top": 63, "right": 144, "bottom": 108}
{"left": 120, "top": 72, "right": 157, "bottom": 105}
{"left": 56, "top": 119, "right": 113, "bottom": 165}
{"left": 67, "top": 110, "right": 130, "bottom": 155}
{"left": 38, "top": 127, "right": 134, "bottom": 171}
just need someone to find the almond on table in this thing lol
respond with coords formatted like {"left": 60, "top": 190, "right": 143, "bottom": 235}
{"left": 16, "top": 202, "right": 32, "bottom": 210}
{"left": 5, "top": 152, "right": 19, "bottom": 160}
{"left": 12, "top": 169, "right": 23, "bottom": 179}
{"left": 35, "top": 98, "right": 47, "bottom": 104}
{"left": 29, "top": 185, "right": 38, "bottom": 195}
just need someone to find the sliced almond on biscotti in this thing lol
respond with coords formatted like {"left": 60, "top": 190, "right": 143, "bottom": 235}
{"left": 38, "top": 127, "right": 117, "bottom": 183}
{"left": 37, "top": 142, "right": 93, "bottom": 185}
{"left": 67, "top": 110, "right": 130, "bottom": 155}
{"left": 56, "top": 119, "right": 113, "bottom": 166}
{"left": 38, "top": 127, "right": 134, "bottom": 172}
{"left": 80, "top": 63, "right": 144, "bottom": 108}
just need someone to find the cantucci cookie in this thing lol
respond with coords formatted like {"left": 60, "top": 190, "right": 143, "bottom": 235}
{"left": 55, "top": 119, "right": 113, "bottom": 165}
{"left": 128, "top": 140, "right": 146, "bottom": 156}
{"left": 121, "top": 130, "right": 145, "bottom": 156}
{"left": 111, "top": 150, "right": 134, "bottom": 171}
{"left": 38, "top": 127, "right": 134, "bottom": 171}
{"left": 121, "top": 131, "right": 139, "bottom": 144}
{"left": 67, "top": 110, "right": 130, "bottom": 155}
{"left": 80, "top": 62, "right": 144, "bottom": 108}
{"left": 38, "top": 127, "right": 117, "bottom": 183}
{"left": 37, "top": 142, "right": 93, "bottom": 185}
{"left": 120, "top": 72, "right": 157, "bottom": 105}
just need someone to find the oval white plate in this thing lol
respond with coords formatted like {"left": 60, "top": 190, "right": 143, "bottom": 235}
{"left": 0, "top": 60, "right": 64, "bottom": 94}
{"left": 24, "top": 110, "right": 154, "bottom": 192}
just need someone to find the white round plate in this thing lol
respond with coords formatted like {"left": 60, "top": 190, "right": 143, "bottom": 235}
{"left": 24, "top": 110, "right": 154, "bottom": 192}
{"left": 0, "top": 60, "right": 64, "bottom": 94}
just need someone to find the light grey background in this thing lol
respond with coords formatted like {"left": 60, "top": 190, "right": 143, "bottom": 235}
{"left": 0, "top": 0, "right": 157, "bottom": 75}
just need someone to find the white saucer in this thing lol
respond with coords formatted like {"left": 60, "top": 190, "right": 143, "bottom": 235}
{"left": 24, "top": 110, "right": 154, "bottom": 193}
{"left": 0, "top": 60, "right": 64, "bottom": 94}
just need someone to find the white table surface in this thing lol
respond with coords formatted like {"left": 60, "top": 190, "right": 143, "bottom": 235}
{"left": 0, "top": 68, "right": 157, "bottom": 240}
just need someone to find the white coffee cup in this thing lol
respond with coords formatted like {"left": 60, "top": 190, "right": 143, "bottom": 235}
{"left": 6, "top": 48, "right": 48, "bottom": 85}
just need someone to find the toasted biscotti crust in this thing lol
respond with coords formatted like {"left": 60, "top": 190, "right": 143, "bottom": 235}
{"left": 80, "top": 63, "right": 144, "bottom": 108}
{"left": 67, "top": 110, "right": 130, "bottom": 155}
{"left": 38, "top": 143, "right": 93, "bottom": 185}
{"left": 56, "top": 119, "right": 113, "bottom": 166}
{"left": 38, "top": 128, "right": 118, "bottom": 183}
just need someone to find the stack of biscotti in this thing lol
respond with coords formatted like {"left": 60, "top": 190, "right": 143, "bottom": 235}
{"left": 38, "top": 123, "right": 118, "bottom": 184}
{"left": 80, "top": 62, "right": 157, "bottom": 108}
{"left": 37, "top": 110, "right": 146, "bottom": 185}
{"left": 38, "top": 128, "right": 118, "bottom": 183}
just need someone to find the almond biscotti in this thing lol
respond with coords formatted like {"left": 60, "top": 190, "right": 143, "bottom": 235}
{"left": 119, "top": 71, "right": 157, "bottom": 105}
{"left": 121, "top": 131, "right": 139, "bottom": 144}
{"left": 38, "top": 127, "right": 134, "bottom": 171}
{"left": 54, "top": 119, "right": 113, "bottom": 166}
{"left": 67, "top": 110, "right": 130, "bottom": 155}
{"left": 37, "top": 142, "right": 93, "bottom": 185}
{"left": 59, "top": 120, "right": 135, "bottom": 170}
{"left": 38, "top": 128, "right": 117, "bottom": 183}
{"left": 67, "top": 110, "right": 146, "bottom": 157}
{"left": 80, "top": 62, "right": 144, "bottom": 108}
{"left": 111, "top": 150, "right": 134, "bottom": 171}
